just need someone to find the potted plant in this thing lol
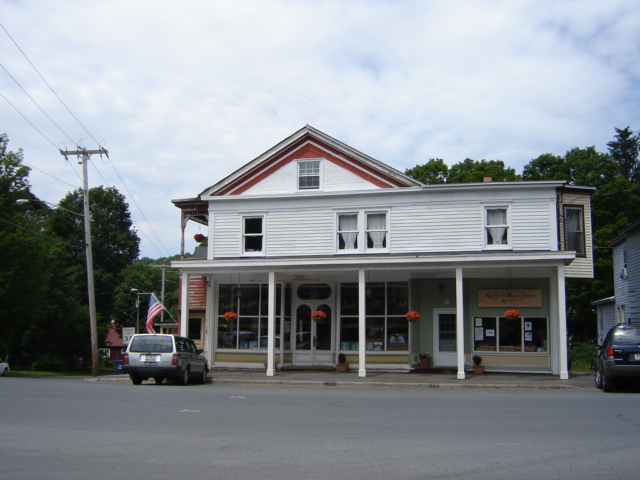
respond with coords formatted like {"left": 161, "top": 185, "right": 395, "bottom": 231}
{"left": 194, "top": 233, "right": 206, "bottom": 243}
{"left": 336, "top": 353, "right": 348, "bottom": 372}
{"left": 472, "top": 355, "right": 484, "bottom": 374}
{"left": 406, "top": 311, "right": 421, "bottom": 322}
{"left": 504, "top": 309, "right": 520, "bottom": 320}
{"left": 312, "top": 310, "right": 327, "bottom": 322}
{"left": 419, "top": 353, "right": 431, "bottom": 368}
{"left": 223, "top": 311, "right": 238, "bottom": 323}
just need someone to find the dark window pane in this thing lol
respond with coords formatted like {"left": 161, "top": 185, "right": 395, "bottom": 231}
{"left": 297, "top": 283, "right": 332, "bottom": 300}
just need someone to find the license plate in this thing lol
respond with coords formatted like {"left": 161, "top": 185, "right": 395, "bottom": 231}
{"left": 634, "top": 353, "right": 640, "bottom": 361}
{"left": 142, "top": 354, "right": 159, "bottom": 362}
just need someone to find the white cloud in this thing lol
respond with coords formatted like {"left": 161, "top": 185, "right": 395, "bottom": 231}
{"left": 2, "top": 0, "right": 640, "bottom": 258}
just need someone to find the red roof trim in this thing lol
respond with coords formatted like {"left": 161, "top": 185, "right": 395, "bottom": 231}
{"left": 214, "top": 136, "right": 407, "bottom": 196}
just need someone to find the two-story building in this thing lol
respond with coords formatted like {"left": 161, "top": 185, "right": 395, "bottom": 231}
{"left": 171, "top": 126, "right": 594, "bottom": 379}
{"left": 594, "top": 219, "right": 640, "bottom": 343}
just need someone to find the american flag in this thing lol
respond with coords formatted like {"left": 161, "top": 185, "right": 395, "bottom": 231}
{"left": 146, "top": 294, "right": 166, "bottom": 334}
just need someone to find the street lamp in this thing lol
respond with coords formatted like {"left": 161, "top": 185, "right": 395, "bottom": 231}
{"left": 131, "top": 289, "right": 152, "bottom": 334}
{"left": 15, "top": 198, "right": 83, "bottom": 217}
{"left": 16, "top": 197, "right": 98, "bottom": 376}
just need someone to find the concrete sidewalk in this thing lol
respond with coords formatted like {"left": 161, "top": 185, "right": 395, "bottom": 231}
{"left": 91, "top": 368, "right": 596, "bottom": 390}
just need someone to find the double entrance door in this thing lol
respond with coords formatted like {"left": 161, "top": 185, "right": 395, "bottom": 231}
{"left": 293, "top": 300, "right": 334, "bottom": 366}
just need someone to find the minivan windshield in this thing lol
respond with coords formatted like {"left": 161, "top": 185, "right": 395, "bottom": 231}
{"left": 129, "top": 335, "right": 173, "bottom": 353}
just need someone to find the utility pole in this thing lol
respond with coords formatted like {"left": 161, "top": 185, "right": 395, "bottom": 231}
{"left": 60, "top": 147, "right": 108, "bottom": 377}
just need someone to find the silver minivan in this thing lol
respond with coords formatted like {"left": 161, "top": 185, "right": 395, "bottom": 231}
{"left": 123, "top": 334, "right": 208, "bottom": 385}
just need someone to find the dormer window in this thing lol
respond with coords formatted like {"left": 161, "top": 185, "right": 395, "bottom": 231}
{"left": 298, "top": 160, "right": 321, "bottom": 190}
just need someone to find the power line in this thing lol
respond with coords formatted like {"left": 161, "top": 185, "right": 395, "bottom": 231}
{"left": 0, "top": 90, "right": 59, "bottom": 150}
{"left": 0, "top": 62, "right": 79, "bottom": 146}
{"left": 0, "top": 21, "right": 100, "bottom": 147}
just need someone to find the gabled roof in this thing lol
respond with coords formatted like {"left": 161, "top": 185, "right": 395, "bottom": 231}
{"left": 200, "top": 125, "right": 423, "bottom": 197}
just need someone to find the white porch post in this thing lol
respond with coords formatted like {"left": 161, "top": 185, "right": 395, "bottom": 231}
{"left": 203, "top": 276, "right": 214, "bottom": 364}
{"left": 358, "top": 269, "right": 367, "bottom": 378}
{"left": 266, "top": 271, "right": 276, "bottom": 377}
{"left": 556, "top": 265, "right": 569, "bottom": 379}
{"left": 455, "top": 267, "right": 466, "bottom": 380}
{"left": 180, "top": 272, "right": 189, "bottom": 337}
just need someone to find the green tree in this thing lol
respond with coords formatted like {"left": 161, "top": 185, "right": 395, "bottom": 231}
{"left": 607, "top": 126, "right": 640, "bottom": 184}
{"left": 448, "top": 158, "right": 520, "bottom": 183}
{"left": 405, "top": 158, "right": 448, "bottom": 184}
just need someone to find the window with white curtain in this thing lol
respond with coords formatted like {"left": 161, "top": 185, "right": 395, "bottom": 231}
{"left": 366, "top": 212, "right": 387, "bottom": 249}
{"left": 485, "top": 207, "right": 509, "bottom": 248}
{"left": 336, "top": 210, "right": 389, "bottom": 252}
{"left": 337, "top": 213, "right": 358, "bottom": 250}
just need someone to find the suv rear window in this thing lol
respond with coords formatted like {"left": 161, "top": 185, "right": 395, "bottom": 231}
{"left": 613, "top": 327, "right": 640, "bottom": 345}
{"left": 129, "top": 336, "right": 173, "bottom": 353}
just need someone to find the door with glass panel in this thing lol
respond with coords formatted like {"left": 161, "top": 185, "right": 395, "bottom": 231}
{"left": 433, "top": 309, "right": 457, "bottom": 366}
{"left": 292, "top": 284, "right": 334, "bottom": 366}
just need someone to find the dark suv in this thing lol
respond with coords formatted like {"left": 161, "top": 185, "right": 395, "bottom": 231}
{"left": 123, "top": 334, "right": 208, "bottom": 386}
{"left": 595, "top": 324, "right": 640, "bottom": 392}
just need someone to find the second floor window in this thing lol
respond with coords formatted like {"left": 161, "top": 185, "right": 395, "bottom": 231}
{"left": 337, "top": 211, "right": 388, "bottom": 252}
{"left": 243, "top": 216, "right": 264, "bottom": 254}
{"left": 485, "top": 207, "right": 509, "bottom": 247}
{"left": 564, "top": 206, "right": 585, "bottom": 257}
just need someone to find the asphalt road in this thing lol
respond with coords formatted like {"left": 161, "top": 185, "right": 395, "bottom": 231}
{"left": 1, "top": 376, "right": 639, "bottom": 479}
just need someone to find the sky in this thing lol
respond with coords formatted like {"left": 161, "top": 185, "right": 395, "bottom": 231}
{"left": 2, "top": 0, "right": 640, "bottom": 259}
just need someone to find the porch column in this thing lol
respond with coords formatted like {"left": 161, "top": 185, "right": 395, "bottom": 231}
{"left": 180, "top": 272, "right": 189, "bottom": 337}
{"left": 358, "top": 269, "right": 367, "bottom": 378}
{"left": 455, "top": 267, "right": 465, "bottom": 380}
{"left": 556, "top": 265, "right": 569, "bottom": 379}
{"left": 266, "top": 271, "right": 276, "bottom": 377}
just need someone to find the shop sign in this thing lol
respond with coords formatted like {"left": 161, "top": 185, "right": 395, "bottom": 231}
{"left": 477, "top": 289, "right": 542, "bottom": 308}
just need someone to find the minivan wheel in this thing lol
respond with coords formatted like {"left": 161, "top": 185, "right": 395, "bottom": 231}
{"left": 154, "top": 377, "right": 164, "bottom": 385}
{"left": 595, "top": 368, "right": 603, "bottom": 389}
{"left": 130, "top": 374, "right": 142, "bottom": 385}
{"left": 602, "top": 372, "right": 615, "bottom": 393}
{"left": 180, "top": 368, "right": 189, "bottom": 386}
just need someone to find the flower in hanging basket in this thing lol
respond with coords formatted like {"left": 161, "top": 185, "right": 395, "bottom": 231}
{"left": 406, "top": 311, "right": 421, "bottom": 322}
{"left": 194, "top": 233, "right": 206, "bottom": 243}
{"left": 504, "top": 309, "right": 521, "bottom": 319}
{"left": 311, "top": 310, "right": 327, "bottom": 322}
{"left": 223, "top": 311, "right": 238, "bottom": 322}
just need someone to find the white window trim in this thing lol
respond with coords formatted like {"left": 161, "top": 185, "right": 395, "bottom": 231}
{"left": 296, "top": 158, "right": 323, "bottom": 191}
{"left": 483, "top": 205, "right": 511, "bottom": 250}
{"left": 241, "top": 214, "right": 266, "bottom": 257}
{"left": 335, "top": 209, "right": 390, "bottom": 253}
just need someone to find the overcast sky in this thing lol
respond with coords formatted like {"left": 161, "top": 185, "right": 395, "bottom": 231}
{"left": 2, "top": 0, "right": 640, "bottom": 259}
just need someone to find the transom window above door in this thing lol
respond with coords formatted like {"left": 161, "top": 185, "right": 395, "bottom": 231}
{"left": 336, "top": 210, "right": 389, "bottom": 252}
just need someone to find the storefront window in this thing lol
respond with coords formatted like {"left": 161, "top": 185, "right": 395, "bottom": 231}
{"left": 474, "top": 316, "right": 548, "bottom": 353}
{"left": 217, "top": 283, "right": 289, "bottom": 350}
{"left": 339, "top": 281, "right": 409, "bottom": 352}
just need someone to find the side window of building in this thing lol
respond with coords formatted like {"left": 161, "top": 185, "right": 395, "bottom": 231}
{"left": 337, "top": 211, "right": 389, "bottom": 252}
{"left": 298, "top": 160, "right": 321, "bottom": 190}
{"left": 484, "top": 206, "right": 510, "bottom": 248}
{"left": 243, "top": 215, "right": 264, "bottom": 254}
{"left": 564, "top": 205, "right": 585, "bottom": 257}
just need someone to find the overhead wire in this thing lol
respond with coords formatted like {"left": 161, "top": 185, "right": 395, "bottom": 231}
{"left": 1, "top": 22, "right": 173, "bottom": 258}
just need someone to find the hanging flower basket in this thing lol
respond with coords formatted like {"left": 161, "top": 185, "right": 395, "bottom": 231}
{"left": 311, "top": 310, "right": 326, "bottom": 322}
{"left": 504, "top": 309, "right": 520, "bottom": 320}
{"left": 194, "top": 233, "right": 206, "bottom": 243}
{"left": 223, "top": 311, "right": 238, "bottom": 322}
{"left": 406, "top": 311, "right": 421, "bottom": 322}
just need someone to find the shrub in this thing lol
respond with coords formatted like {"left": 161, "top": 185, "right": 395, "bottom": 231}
{"left": 569, "top": 341, "right": 597, "bottom": 371}
{"left": 31, "top": 358, "right": 68, "bottom": 372}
